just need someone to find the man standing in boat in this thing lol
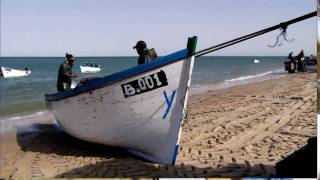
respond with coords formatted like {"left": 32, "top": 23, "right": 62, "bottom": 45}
{"left": 133, "top": 40, "right": 158, "bottom": 65}
{"left": 57, "top": 53, "right": 78, "bottom": 92}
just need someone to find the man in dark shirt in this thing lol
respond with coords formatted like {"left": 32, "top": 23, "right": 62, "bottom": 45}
{"left": 296, "top": 50, "right": 305, "bottom": 72}
{"left": 133, "top": 40, "right": 158, "bottom": 65}
{"left": 288, "top": 52, "right": 294, "bottom": 61}
{"left": 57, "top": 53, "right": 78, "bottom": 92}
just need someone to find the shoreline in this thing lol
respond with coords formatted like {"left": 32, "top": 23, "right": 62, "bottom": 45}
{"left": 0, "top": 72, "right": 316, "bottom": 178}
{"left": 190, "top": 68, "right": 286, "bottom": 95}
{"left": 0, "top": 68, "right": 287, "bottom": 121}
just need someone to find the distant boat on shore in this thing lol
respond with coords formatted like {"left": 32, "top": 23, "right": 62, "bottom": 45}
{"left": 253, "top": 58, "right": 260, "bottom": 63}
{"left": 0, "top": 66, "right": 31, "bottom": 78}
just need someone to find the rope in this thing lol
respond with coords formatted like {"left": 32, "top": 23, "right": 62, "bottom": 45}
{"left": 267, "top": 28, "right": 295, "bottom": 48}
{"left": 194, "top": 11, "right": 316, "bottom": 57}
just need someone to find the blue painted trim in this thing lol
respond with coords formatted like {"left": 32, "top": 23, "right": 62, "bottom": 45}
{"left": 162, "top": 90, "right": 176, "bottom": 119}
{"left": 45, "top": 49, "right": 188, "bottom": 101}
{"left": 171, "top": 144, "right": 179, "bottom": 165}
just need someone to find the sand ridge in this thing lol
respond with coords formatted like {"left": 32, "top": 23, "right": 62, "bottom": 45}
{"left": 0, "top": 73, "right": 317, "bottom": 178}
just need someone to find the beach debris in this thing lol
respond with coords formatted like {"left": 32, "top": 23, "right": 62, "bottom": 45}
{"left": 289, "top": 96, "right": 304, "bottom": 100}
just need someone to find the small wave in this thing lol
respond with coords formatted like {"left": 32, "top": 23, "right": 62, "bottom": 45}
{"left": 0, "top": 110, "right": 57, "bottom": 134}
{"left": 0, "top": 110, "right": 49, "bottom": 123}
{"left": 224, "top": 70, "right": 279, "bottom": 83}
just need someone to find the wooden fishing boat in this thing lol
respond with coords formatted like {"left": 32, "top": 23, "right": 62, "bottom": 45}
{"left": 0, "top": 66, "right": 31, "bottom": 78}
{"left": 45, "top": 36, "right": 197, "bottom": 164}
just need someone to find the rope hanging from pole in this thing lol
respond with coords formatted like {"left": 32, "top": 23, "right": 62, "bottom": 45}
{"left": 194, "top": 11, "right": 316, "bottom": 58}
{"left": 268, "top": 25, "right": 295, "bottom": 48}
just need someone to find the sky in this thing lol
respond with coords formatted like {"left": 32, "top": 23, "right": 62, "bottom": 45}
{"left": 0, "top": 0, "right": 317, "bottom": 57}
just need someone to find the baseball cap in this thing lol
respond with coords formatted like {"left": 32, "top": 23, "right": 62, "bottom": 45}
{"left": 133, "top": 40, "right": 146, "bottom": 49}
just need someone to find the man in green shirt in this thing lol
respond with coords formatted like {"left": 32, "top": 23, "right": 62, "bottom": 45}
{"left": 57, "top": 53, "right": 78, "bottom": 92}
{"left": 133, "top": 40, "right": 158, "bottom": 65}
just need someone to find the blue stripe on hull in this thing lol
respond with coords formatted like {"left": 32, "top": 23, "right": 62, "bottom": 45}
{"left": 45, "top": 49, "right": 188, "bottom": 101}
{"left": 171, "top": 144, "right": 179, "bottom": 165}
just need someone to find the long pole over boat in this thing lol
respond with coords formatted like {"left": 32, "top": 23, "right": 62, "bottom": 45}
{"left": 194, "top": 11, "right": 317, "bottom": 57}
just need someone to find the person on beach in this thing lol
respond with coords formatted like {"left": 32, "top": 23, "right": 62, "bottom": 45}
{"left": 288, "top": 52, "right": 294, "bottom": 61}
{"left": 133, "top": 40, "right": 158, "bottom": 65}
{"left": 285, "top": 52, "right": 296, "bottom": 73}
{"left": 57, "top": 53, "right": 78, "bottom": 92}
{"left": 296, "top": 50, "right": 305, "bottom": 72}
{"left": 296, "top": 50, "right": 304, "bottom": 60}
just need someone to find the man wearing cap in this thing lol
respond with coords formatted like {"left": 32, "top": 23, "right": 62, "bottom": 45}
{"left": 133, "top": 40, "right": 158, "bottom": 65}
{"left": 57, "top": 53, "right": 78, "bottom": 92}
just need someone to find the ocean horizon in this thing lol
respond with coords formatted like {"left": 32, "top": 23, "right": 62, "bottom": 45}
{"left": 0, "top": 56, "right": 287, "bottom": 119}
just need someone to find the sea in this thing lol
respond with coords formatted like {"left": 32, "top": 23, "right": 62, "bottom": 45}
{"left": 0, "top": 56, "right": 287, "bottom": 120}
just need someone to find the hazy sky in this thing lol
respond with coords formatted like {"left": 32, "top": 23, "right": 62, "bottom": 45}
{"left": 1, "top": 0, "right": 317, "bottom": 57}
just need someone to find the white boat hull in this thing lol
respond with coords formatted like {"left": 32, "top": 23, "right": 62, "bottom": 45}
{"left": 0, "top": 67, "right": 31, "bottom": 78}
{"left": 46, "top": 37, "right": 198, "bottom": 164}
{"left": 80, "top": 66, "right": 101, "bottom": 73}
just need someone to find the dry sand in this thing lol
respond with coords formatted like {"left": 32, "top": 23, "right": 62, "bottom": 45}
{"left": 0, "top": 73, "right": 317, "bottom": 178}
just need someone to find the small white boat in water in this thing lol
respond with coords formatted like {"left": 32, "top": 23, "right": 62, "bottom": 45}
{"left": 0, "top": 66, "right": 31, "bottom": 78}
{"left": 80, "top": 64, "right": 101, "bottom": 73}
{"left": 45, "top": 37, "right": 197, "bottom": 164}
{"left": 253, "top": 58, "right": 260, "bottom": 63}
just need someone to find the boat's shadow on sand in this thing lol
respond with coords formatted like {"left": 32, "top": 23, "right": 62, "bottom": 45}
{"left": 16, "top": 123, "right": 277, "bottom": 177}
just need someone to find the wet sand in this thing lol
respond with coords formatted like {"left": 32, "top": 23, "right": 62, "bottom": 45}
{"left": 0, "top": 73, "right": 317, "bottom": 178}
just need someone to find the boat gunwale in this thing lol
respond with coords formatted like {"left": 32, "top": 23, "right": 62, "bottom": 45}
{"left": 45, "top": 49, "right": 190, "bottom": 101}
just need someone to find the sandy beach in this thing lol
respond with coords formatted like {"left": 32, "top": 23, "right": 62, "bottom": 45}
{"left": 0, "top": 72, "right": 316, "bottom": 178}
